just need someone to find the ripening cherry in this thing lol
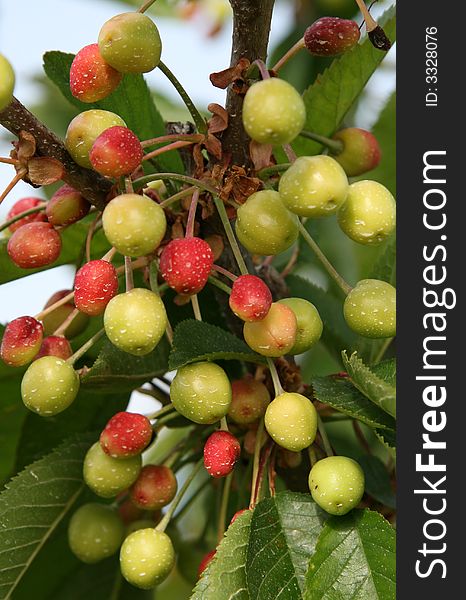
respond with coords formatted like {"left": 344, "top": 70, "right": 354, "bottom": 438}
{"left": 74, "top": 259, "right": 119, "bottom": 316}
{"left": 228, "top": 377, "right": 270, "bottom": 425}
{"left": 204, "top": 430, "right": 241, "bottom": 478}
{"left": 90, "top": 126, "right": 143, "bottom": 178}
{"left": 7, "top": 222, "right": 61, "bottom": 269}
{"left": 36, "top": 336, "right": 73, "bottom": 360}
{"left": 343, "top": 279, "right": 396, "bottom": 338}
{"left": 229, "top": 275, "right": 272, "bottom": 322}
{"left": 278, "top": 298, "right": 323, "bottom": 355}
{"left": 120, "top": 529, "right": 175, "bottom": 589}
{"left": 70, "top": 43, "right": 122, "bottom": 103}
{"left": 159, "top": 237, "right": 214, "bottom": 296}
{"left": 6, "top": 197, "right": 46, "bottom": 233}
{"left": 45, "top": 184, "right": 90, "bottom": 227}
{"left": 129, "top": 465, "right": 178, "bottom": 510}
{"left": 330, "top": 128, "right": 381, "bottom": 177}
{"left": 304, "top": 17, "right": 360, "bottom": 57}
{"left": 265, "top": 392, "right": 318, "bottom": 452}
{"left": 41, "top": 290, "right": 89, "bottom": 339}
{"left": 243, "top": 302, "right": 297, "bottom": 357}
{"left": 0, "top": 53, "right": 15, "bottom": 111}
{"left": 100, "top": 412, "right": 153, "bottom": 458}
{"left": 0, "top": 316, "right": 43, "bottom": 367}
{"left": 98, "top": 13, "right": 162, "bottom": 73}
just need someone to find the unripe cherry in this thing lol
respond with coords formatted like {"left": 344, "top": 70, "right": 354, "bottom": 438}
{"left": 65, "top": 109, "right": 126, "bottom": 168}
{"left": 7, "top": 222, "right": 61, "bottom": 269}
{"left": 100, "top": 412, "right": 153, "bottom": 458}
{"left": 198, "top": 550, "right": 216, "bottom": 577}
{"left": 102, "top": 193, "right": 167, "bottom": 257}
{"left": 120, "top": 529, "right": 175, "bottom": 589}
{"left": 45, "top": 184, "right": 90, "bottom": 227}
{"left": 265, "top": 392, "right": 318, "bottom": 452}
{"left": 99, "top": 13, "right": 162, "bottom": 73}
{"left": 6, "top": 197, "right": 46, "bottom": 233}
{"left": 129, "top": 465, "right": 178, "bottom": 510}
{"left": 41, "top": 290, "right": 89, "bottom": 339}
{"left": 1, "top": 316, "right": 43, "bottom": 367}
{"left": 204, "top": 430, "right": 241, "bottom": 478}
{"left": 159, "top": 237, "right": 214, "bottom": 295}
{"left": 70, "top": 43, "right": 122, "bottom": 103}
{"left": 90, "top": 126, "right": 143, "bottom": 178}
{"left": 343, "top": 279, "right": 396, "bottom": 338}
{"left": 228, "top": 377, "right": 270, "bottom": 425}
{"left": 278, "top": 298, "right": 323, "bottom": 355}
{"left": 104, "top": 288, "right": 167, "bottom": 356}
{"left": 36, "top": 336, "right": 72, "bottom": 360}
{"left": 74, "top": 259, "right": 119, "bottom": 316}
{"left": 304, "top": 17, "right": 360, "bottom": 57}
{"left": 83, "top": 442, "right": 142, "bottom": 498}
{"left": 0, "top": 53, "right": 15, "bottom": 111}
{"left": 229, "top": 275, "right": 272, "bottom": 322}
{"left": 243, "top": 302, "right": 297, "bottom": 357}
{"left": 21, "top": 356, "right": 80, "bottom": 416}
{"left": 331, "top": 128, "right": 381, "bottom": 177}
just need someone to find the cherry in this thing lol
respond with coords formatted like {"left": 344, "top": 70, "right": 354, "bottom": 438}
{"left": 65, "top": 109, "right": 126, "bottom": 168}
{"left": 41, "top": 290, "right": 89, "bottom": 338}
{"left": 102, "top": 193, "right": 167, "bottom": 258}
{"left": 0, "top": 53, "right": 15, "bottom": 111}
{"left": 68, "top": 503, "right": 125, "bottom": 563}
{"left": 170, "top": 362, "right": 232, "bottom": 424}
{"left": 70, "top": 43, "right": 122, "bottom": 103}
{"left": 83, "top": 441, "right": 142, "bottom": 498}
{"left": 129, "top": 465, "right": 177, "bottom": 510}
{"left": 120, "top": 528, "right": 175, "bottom": 589}
{"left": 265, "top": 392, "right": 317, "bottom": 451}
{"left": 304, "top": 17, "right": 360, "bottom": 57}
{"left": 21, "top": 356, "right": 80, "bottom": 416}
{"left": 6, "top": 197, "right": 46, "bottom": 233}
{"left": 74, "top": 259, "right": 119, "bottom": 316}
{"left": 36, "top": 336, "right": 72, "bottom": 360}
{"left": 235, "top": 190, "right": 299, "bottom": 256}
{"left": 7, "top": 222, "right": 61, "bottom": 269}
{"left": 278, "top": 155, "right": 349, "bottom": 218}
{"left": 104, "top": 288, "right": 167, "bottom": 356}
{"left": 45, "top": 184, "right": 90, "bottom": 227}
{"left": 343, "top": 279, "right": 396, "bottom": 338}
{"left": 242, "top": 78, "right": 306, "bottom": 145}
{"left": 100, "top": 411, "right": 153, "bottom": 458}
{"left": 159, "top": 237, "right": 214, "bottom": 295}
{"left": 337, "top": 180, "right": 396, "bottom": 245}
{"left": 308, "top": 456, "right": 365, "bottom": 516}
{"left": 228, "top": 376, "right": 270, "bottom": 425}
{"left": 203, "top": 430, "right": 241, "bottom": 478}
{"left": 198, "top": 550, "right": 216, "bottom": 578}
{"left": 0, "top": 316, "right": 43, "bottom": 367}
{"left": 243, "top": 302, "right": 297, "bottom": 357}
{"left": 98, "top": 13, "right": 162, "bottom": 74}
{"left": 330, "top": 128, "right": 381, "bottom": 177}
{"left": 278, "top": 298, "right": 323, "bottom": 355}
{"left": 90, "top": 126, "right": 143, "bottom": 178}
{"left": 229, "top": 275, "right": 272, "bottom": 322}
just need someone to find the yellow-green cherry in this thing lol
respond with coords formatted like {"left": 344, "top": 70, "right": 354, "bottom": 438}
{"left": 278, "top": 298, "right": 323, "bottom": 355}
{"left": 265, "top": 392, "right": 318, "bottom": 451}
{"left": 0, "top": 54, "right": 15, "bottom": 111}
{"left": 120, "top": 529, "right": 175, "bottom": 589}
{"left": 343, "top": 279, "right": 396, "bottom": 338}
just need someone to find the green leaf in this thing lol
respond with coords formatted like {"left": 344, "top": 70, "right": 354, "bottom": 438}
{"left": 342, "top": 351, "right": 396, "bottom": 418}
{"left": 371, "top": 358, "right": 396, "bottom": 388}
{"left": 169, "top": 320, "right": 265, "bottom": 371}
{"left": 0, "top": 434, "right": 93, "bottom": 599}
{"left": 304, "top": 509, "right": 396, "bottom": 600}
{"left": 295, "top": 6, "right": 396, "bottom": 156}
{"left": 247, "top": 491, "right": 328, "bottom": 599}
{"left": 375, "top": 428, "right": 396, "bottom": 450}
{"left": 368, "top": 236, "right": 396, "bottom": 286}
{"left": 312, "top": 377, "right": 395, "bottom": 431}
{"left": 81, "top": 335, "right": 170, "bottom": 392}
{"left": 190, "top": 509, "right": 252, "bottom": 600}
{"left": 43, "top": 51, "right": 183, "bottom": 174}
{"left": 358, "top": 456, "right": 395, "bottom": 509}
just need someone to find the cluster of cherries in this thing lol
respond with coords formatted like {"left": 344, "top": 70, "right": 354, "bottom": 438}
{"left": 0, "top": 7, "right": 393, "bottom": 591}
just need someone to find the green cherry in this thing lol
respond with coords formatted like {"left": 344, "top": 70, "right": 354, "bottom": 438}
{"left": 0, "top": 54, "right": 15, "bottom": 111}
{"left": 343, "top": 279, "right": 396, "bottom": 338}
{"left": 278, "top": 298, "right": 323, "bottom": 355}
{"left": 265, "top": 392, "right": 318, "bottom": 452}
{"left": 83, "top": 442, "right": 142, "bottom": 498}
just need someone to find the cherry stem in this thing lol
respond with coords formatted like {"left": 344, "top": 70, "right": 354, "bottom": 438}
{"left": 251, "top": 440, "right": 273, "bottom": 508}
{"left": 281, "top": 244, "right": 300, "bottom": 278}
{"left": 271, "top": 37, "right": 306, "bottom": 73}
{"left": 68, "top": 328, "right": 105, "bottom": 365}
{"left": 145, "top": 402, "right": 175, "bottom": 421}
{"left": 218, "top": 472, "right": 233, "bottom": 542}
{"left": 249, "top": 418, "right": 265, "bottom": 508}
{"left": 165, "top": 320, "right": 174, "bottom": 346}
{"left": 213, "top": 196, "right": 249, "bottom": 276}
{"left": 136, "top": 386, "right": 170, "bottom": 405}
{"left": 298, "top": 221, "right": 352, "bottom": 296}
{"left": 252, "top": 59, "right": 270, "bottom": 80}
{"left": 354, "top": 0, "right": 378, "bottom": 31}
{"left": 143, "top": 140, "right": 195, "bottom": 162}
{"left": 208, "top": 275, "right": 232, "bottom": 296}
{"left": 0, "top": 169, "right": 27, "bottom": 204}
{"left": 212, "top": 264, "right": 238, "bottom": 282}
{"left": 185, "top": 189, "right": 200, "bottom": 238}
{"left": 257, "top": 163, "right": 290, "bottom": 180}
{"left": 102, "top": 247, "right": 117, "bottom": 262}
{"left": 157, "top": 62, "right": 208, "bottom": 134}
{"left": 125, "top": 256, "right": 134, "bottom": 292}
{"left": 308, "top": 446, "right": 318, "bottom": 467}
{"left": 268, "top": 446, "right": 277, "bottom": 497}
{"left": 282, "top": 144, "right": 297, "bottom": 162}
{"left": 149, "top": 260, "right": 159, "bottom": 294}
{"left": 133, "top": 172, "right": 218, "bottom": 196}
{"left": 299, "top": 130, "right": 344, "bottom": 154}
{"left": 191, "top": 294, "right": 202, "bottom": 321}
{"left": 353, "top": 420, "right": 372, "bottom": 454}
{"left": 141, "top": 133, "right": 204, "bottom": 149}
{"left": 53, "top": 307, "right": 79, "bottom": 337}
{"left": 317, "top": 414, "right": 334, "bottom": 457}
{"left": 156, "top": 458, "right": 204, "bottom": 532}
{"left": 138, "top": 0, "right": 159, "bottom": 14}
{"left": 266, "top": 358, "right": 284, "bottom": 396}
{"left": 220, "top": 416, "right": 229, "bottom": 431}
{"left": 85, "top": 212, "right": 102, "bottom": 263}
{"left": 35, "top": 291, "right": 75, "bottom": 321}
{"left": 374, "top": 337, "right": 393, "bottom": 364}
{"left": 0, "top": 204, "right": 46, "bottom": 233}
{"left": 159, "top": 186, "right": 197, "bottom": 209}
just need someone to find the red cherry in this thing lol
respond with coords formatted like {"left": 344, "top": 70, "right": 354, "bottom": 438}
{"left": 159, "top": 237, "right": 214, "bottom": 295}
{"left": 36, "top": 336, "right": 73, "bottom": 360}
{"left": 7, "top": 222, "right": 61, "bottom": 269}
{"left": 198, "top": 550, "right": 216, "bottom": 578}
{"left": 203, "top": 430, "right": 241, "bottom": 478}
{"left": 331, "top": 128, "right": 382, "bottom": 177}
{"left": 6, "top": 197, "right": 46, "bottom": 233}
{"left": 89, "top": 126, "right": 143, "bottom": 178}
{"left": 45, "top": 184, "right": 90, "bottom": 227}
{"left": 304, "top": 17, "right": 360, "bottom": 57}
{"left": 129, "top": 465, "right": 177, "bottom": 510}
{"left": 100, "top": 412, "right": 153, "bottom": 458}
{"left": 229, "top": 275, "right": 272, "bottom": 322}
{"left": 74, "top": 259, "right": 119, "bottom": 316}
{"left": 1, "top": 316, "right": 43, "bottom": 367}
{"left": 70, "top": 43, "right": 122, "bottom": 103}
